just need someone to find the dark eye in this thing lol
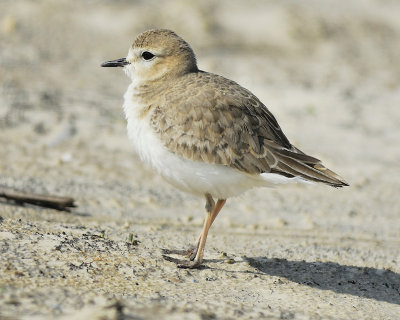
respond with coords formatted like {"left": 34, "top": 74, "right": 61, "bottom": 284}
{"left": 141, "top": 51, "right": 155, "bottom": 60}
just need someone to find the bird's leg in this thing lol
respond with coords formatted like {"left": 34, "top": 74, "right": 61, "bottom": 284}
{"left": 183, "top": 197, "right": 226, "bottom": 268}
{"left": 162, "top": 194, "right": 226, "bottom": 268}
{"left": 189, "top": 196, "right": 227, "bottom": 261}
{"left": 179, "top": 196, "right": 226, "bottom": 268}
{"left": 162, "top": 194, "right": 214, "bottom": 258}
{"left": 188, "top": 194, "right": 215, "bottom": 260}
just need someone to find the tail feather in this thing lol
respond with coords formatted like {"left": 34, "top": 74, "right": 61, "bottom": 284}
{"left": 273, "top": 149, "right": 348, "bottom": 188}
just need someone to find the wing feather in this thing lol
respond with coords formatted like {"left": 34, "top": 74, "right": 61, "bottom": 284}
{"left": 151, "top": 72, "right": 348, "bottom": 187}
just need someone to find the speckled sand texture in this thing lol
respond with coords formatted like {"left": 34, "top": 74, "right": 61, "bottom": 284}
{"left": 1, "top": 1, "right": 400, "bottom": 319}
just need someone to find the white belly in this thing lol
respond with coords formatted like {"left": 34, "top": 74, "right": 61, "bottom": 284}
{"left": 123, "top": 85, "right": 307, "bottom": 199}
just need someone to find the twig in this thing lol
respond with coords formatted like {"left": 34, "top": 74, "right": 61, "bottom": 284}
{"left": 0, "top": 188, "right": 76, "bottom": 211}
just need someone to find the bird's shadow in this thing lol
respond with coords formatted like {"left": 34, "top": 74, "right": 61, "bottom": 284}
{"left": 244, "top": 256, "right": 400, "bottom": 305}
{"left": 0, "top": 199, "right": 91, "bottom": 217}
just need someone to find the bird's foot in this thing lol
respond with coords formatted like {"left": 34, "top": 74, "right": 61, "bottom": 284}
{"left": 161, "top": 246, "right": 203, "bottom": 268}
{"left": 162, "top": 254, "right": 203, "bottom": 269}
{"left": 161, "top": 247, "right": 196, "bottom": 257}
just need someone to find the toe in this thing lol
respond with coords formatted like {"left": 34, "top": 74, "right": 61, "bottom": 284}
{"left": 177, "top": 259, "right": 203, "bottom": 269}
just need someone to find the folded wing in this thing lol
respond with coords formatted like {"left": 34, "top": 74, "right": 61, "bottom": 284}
{"left": 151, "top": 72, "right": 348, "bottom": 188}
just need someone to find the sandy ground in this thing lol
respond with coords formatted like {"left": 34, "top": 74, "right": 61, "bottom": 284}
{"left": 1, "top": 0, "right": 400, "bottom": 319}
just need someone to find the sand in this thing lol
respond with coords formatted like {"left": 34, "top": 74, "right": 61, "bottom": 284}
{"left": 1, "top": 0, "right": 400, "bottom": 319}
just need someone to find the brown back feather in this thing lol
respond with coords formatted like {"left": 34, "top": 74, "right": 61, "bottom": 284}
{"left": 151, "top": 71, "right": 348, "bottom": 187}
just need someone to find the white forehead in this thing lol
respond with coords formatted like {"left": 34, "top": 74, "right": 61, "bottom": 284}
{"left": 126, "top": 48, "right": 136, "bottom": 61}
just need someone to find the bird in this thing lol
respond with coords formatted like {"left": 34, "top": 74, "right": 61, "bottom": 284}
{"left": 101, "top": 29, "right": 348, "bottom": 268}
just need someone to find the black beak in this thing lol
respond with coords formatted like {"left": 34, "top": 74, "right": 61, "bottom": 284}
{"left": 101, "top": 58, "right": 129, "bottom": 67}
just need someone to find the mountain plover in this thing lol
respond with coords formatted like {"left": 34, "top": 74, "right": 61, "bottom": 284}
{"left": 101, "top": 29, "right": 348, "bottom": 268}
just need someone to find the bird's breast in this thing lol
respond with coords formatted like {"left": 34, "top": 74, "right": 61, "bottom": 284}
{"left": 123, "top": 86, "right": 164, "bottom": 168}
